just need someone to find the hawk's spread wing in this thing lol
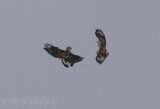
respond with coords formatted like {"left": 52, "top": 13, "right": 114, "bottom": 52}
{"left": 44, "top": 43, "right": 83, "bottom": 67}
{"left": 95, "top": 29, "right": 109, "bottom": 64}
{"left": 44, "top": 43, "right": 66, "bottom": 59}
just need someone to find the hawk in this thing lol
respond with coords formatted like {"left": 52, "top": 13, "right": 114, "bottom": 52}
{"left": 44, "top": 43, "right": 83, "bottom": 67}
{"left": 95, "top": 29, "right": 109, "bottom": 64}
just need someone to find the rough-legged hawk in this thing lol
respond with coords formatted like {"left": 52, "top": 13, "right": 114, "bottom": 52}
{"left": 95, "top": 29, "right": 109, "bottom": 64}
{"left": 44, "top": 43, "right": 83, "bottom": 67}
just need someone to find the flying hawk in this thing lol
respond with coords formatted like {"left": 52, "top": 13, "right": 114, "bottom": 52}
{"left": 44, "top": 43, "right": 83, "bottom": 67}
{"left": 95, "top": 29, "right": 109, "bottom": 64}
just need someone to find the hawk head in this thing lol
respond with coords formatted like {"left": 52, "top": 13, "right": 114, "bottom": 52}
{"left": 66, "top": 47, "right": 72, "bottom": 53}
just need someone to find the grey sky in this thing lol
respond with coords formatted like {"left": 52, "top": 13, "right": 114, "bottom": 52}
{"left": 0, "top": 0, "right": 160, "bottom": 109}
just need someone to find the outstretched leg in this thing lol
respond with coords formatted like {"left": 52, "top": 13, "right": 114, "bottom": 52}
{"left": 61, "top": 59, "right": 69, "bottom": 68}
{"left": 70, "top": 63, "right": 74, "bottom": 67}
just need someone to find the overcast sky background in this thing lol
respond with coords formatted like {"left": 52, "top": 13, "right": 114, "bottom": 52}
{"left": 0, "top": 0, "right": 160, "bottom": 109}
